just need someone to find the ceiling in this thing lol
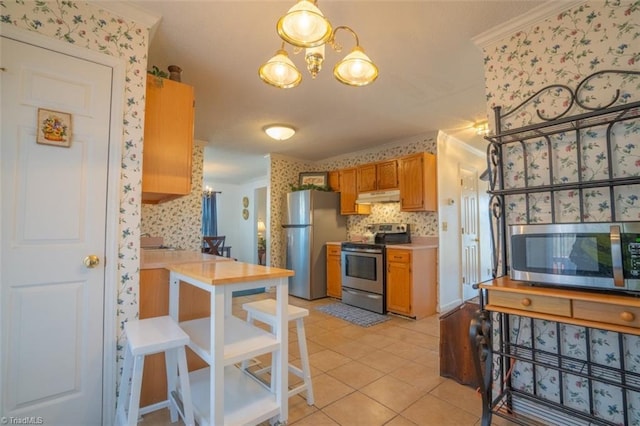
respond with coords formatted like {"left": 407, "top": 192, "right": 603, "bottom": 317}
{"left": 131, "top": 0, "right": 546, "bottom": 184}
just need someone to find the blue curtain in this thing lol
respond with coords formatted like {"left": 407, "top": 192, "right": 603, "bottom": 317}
{"left": 202, "top": 193, "right": 218, "bottom": 237}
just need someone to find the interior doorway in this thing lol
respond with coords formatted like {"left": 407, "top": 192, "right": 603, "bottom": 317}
{"left": 255, "top": 186, "right": 267, "bottom": 265}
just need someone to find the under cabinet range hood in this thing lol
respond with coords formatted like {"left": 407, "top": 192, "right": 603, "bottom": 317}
{"left": 355, "top": 189, "right": 400, "bottom": 204}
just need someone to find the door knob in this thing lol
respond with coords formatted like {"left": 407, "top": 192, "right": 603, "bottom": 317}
{"left": 83, "top": 255, "right": 100, "bottom": 268}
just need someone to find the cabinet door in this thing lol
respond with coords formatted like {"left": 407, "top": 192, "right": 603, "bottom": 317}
{"left": 357, "top": 164, "right": 377, "bottom": 192}
{"left": 386, "top": 249, "right": 412, "bottom": 315}
{"left": 377, "top": 160, "right": 398, "bottom": 190}
{"left": 142, "top": 77, "right": 195, "bottom": 203}
{"left": 326, "top": 246, "right": 342, "bottom": 299}
{"left": 399, "top": 153, "right": 437, "bottom": 212}
{"left": 328, "top": 170, "right": 340, "bottom": 192}
{"left": 339, "top": 168, "right": 371, "bottom": 215}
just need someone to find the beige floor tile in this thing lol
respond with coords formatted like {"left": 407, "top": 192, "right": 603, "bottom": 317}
{"left": 140, "top": 408, "right": 185, "bottom": 425}
{"left": 309, "top": 349, "right": 352, "bottom": 372}
{"left": 389, "top": 360, "right": 445, "bottom": 391}
{"left": 308, "top": 332, "right": 354, "bottom": 350}
{"left": 410, "top": 348, "right": 440, "bottom": 369}
{"left": 309, "top": 373, "right": 355, "bottom": 409}
{"left": 290, "top": 410, "right": 339, "bottom": 425}
{"left": 333, "top": 323, "right": 369, "bottom": 340}
{"left": 429, "top": 379, "right": 483, "bottom": 417}
{"left": 324, "top": 360, "right": 385, "bottom": 389}
{"left": 385, "top": 415, "right": 419, "bottom": 426}
{"left": 287, "top": 393, "right": 318, "bottom": 423}
{"left": 352, "top": 331, "right": 400, "bottom": 349}
{"left": 381, "top": 340, "right": 430, "bottom": 361}
{"left": 360, "top": 375, "right": 429, "bottom": 412}
{"left": 401, "top": 394, "right": 479, "bottom": 425}
{"left": 358, "top": 349, "right": 407, "bottom": 374}
{"left": 330, "top": 340, "right": 375, "bottom": 359}
{"left": 322, "top": 391, "right": 397, "bottom": 426}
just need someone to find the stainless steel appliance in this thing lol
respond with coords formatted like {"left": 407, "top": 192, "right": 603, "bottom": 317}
{"left": 509, "top": 222, "right": 640, "bottom": 292}
{"left": 341, "top": 223, "right": 411, "bottom": 313}
{"left": 282, "top": 190, "right": 347, "bottom": 300}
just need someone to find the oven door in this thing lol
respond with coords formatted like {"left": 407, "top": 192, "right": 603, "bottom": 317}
{"left": 341, "top": 248, "right": 384, "bottom": 294}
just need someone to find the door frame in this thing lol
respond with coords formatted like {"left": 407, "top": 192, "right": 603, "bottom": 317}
{"left": 0, "top": 25, "right": 125, "bottom": 426}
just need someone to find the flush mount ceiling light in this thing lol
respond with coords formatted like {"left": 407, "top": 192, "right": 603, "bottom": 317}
{"left": 264, "top": 125, "right": 296, "bottom": 141}
{"left": 259, "top": 0, "right": 379, "bottom": 88}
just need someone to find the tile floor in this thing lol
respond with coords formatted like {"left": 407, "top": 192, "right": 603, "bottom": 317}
{"left": 141, "top": 292, "right": 512, "bottom": 426}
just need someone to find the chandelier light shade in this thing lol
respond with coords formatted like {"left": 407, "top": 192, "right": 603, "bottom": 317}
{"left": 334, "top": 45, "right": 378, "bottom": 86}
{"left": 264, "top": 125, "right": 296, "bottom": 141}
{"left": 277, "top": 0, "right": 332, "bottom": 48}
{"left": 258, "top": 45, "right": 302, "bottom": 88}
{"left": 260, "top": 1, "right": 378, "bottom": 88}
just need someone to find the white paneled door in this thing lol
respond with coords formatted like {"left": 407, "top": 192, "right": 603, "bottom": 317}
{"left": 460, "top": 167, "right": 480, "bottom": 301}
{"left": 1, "top": 36, "right": 112, "bottom": 424}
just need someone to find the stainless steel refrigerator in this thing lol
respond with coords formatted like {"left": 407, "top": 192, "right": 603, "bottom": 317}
{"left": 282, "top": 190, "right": 347, "bottom": 300}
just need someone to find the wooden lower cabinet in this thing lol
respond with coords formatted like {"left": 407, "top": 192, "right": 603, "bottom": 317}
{"left": 139, "top": 268, "right": 210, "bottom": 407}
{"left": 386, "top": 247, "right": 437, "bottom": 319}
{"left": 326, "top": 244, "right": 342, "bottom": 299}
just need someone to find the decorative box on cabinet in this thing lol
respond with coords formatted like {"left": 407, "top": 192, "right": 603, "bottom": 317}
{"left": 338, "top": 168, "right": 371, "bottom": 215}
{"left": 142, "top": 76, "right": 195, "bottom": 204}
{"left": 386, "top": 247, "right": 437, "bottom": 319}
{"left": 399, "top": 152, "right": 437, "bottom": 212}
{"left": 357, "top": 160, "right": 398, "bottom": 193}
{"left": 326, "top": 244, "right": 342, "bottom": 299}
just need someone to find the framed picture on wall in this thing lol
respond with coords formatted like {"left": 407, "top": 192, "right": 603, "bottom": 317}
{"left": 299, "top": 172, "right": 328, "bottom": 187}
{"left": 37, "top": 108, "right": 72, "bottom": 147}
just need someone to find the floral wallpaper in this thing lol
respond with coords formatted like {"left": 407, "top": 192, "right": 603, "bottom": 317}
{"left": 268, "top": 133, "right": 438, "bottom": 268}
{"left": 141, "top": 145, "right": 204, "bottom": 251}
{"left": 481, "top": 1, "right": 640, "bottom": 423}
{"left": 2, "top": 0, "right": 149, "bottom": 386}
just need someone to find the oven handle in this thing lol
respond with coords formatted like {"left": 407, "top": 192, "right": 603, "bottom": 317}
{"left": 342, "top": 247, "right": 383, "bottom": 254}
{"left": 343, "top": 288, "right": 382, "bottom": 299}
{"left": 611, "top": 225, "right": 624, "bottom": 287}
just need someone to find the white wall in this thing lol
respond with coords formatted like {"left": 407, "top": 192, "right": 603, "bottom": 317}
{"left": 437, "top": 131, "right": 492, "bottom": 313}
{"left": 204, "top": 176, "right": 268, "bottom": 263}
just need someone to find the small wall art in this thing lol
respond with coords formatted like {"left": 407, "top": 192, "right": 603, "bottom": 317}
{"left": 299, "top": 171, "right": 328, "bottom": 187}
{"left": 37, "top": 108, "right": 72, "bottom": 147}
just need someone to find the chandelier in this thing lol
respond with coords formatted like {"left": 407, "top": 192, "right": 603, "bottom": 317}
{"left": 259, "top": 0, "right": 379, "bottom": 89}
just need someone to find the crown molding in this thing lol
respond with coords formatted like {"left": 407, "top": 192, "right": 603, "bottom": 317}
{"left": 472, "top": 0, "right": 586, "bottom": 48}
{"left": 97, "top": 2, "right": 162, "bottom": 41}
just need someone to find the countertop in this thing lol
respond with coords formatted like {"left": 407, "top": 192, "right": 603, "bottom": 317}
{"left": 167, "top": 261, "right": 294, "bottom": 285}
{"left": 141, "top": 249, "right": 232, "bottom": 270}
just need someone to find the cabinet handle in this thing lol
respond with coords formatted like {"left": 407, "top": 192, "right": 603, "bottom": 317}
{"left": 521, "top": 298, "right": 532, "bottom": 307}
{"left": 620, "top": 311, "right": 635, "bottom": 322}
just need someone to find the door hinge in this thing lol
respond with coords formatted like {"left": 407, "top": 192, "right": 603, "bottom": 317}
{"left": 462, "top": 276, "right": 466, "bottom": 284}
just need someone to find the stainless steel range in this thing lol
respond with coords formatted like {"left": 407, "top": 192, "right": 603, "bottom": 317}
{"left": 341, "top": 223, "right": 411, "bottom": 314}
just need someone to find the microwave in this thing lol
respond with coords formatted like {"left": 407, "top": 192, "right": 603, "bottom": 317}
{"left": 509, "top": 222, "right": 640, "bottom": 292}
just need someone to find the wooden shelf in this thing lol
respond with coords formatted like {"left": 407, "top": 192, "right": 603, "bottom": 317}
{"left": 180, "top": 316, "right": 280, "bottom": 366}
{"left": 189, "top": 366, "right": 280, "bottom": 426}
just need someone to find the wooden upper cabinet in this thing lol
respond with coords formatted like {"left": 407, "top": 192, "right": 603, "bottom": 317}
{"left": 339, "top": 168, "right": 371, "bottom": 215}
{"left": 399, "top": 152, "right": 437, "bottom": 212}
{"left": 357, "top": 160, "right": 398, "bottom": 193}
{"left": 357, "top": 164, "right": 377, "bottom": 192}
{"left": 142, "top": 77, "right": 195, "bottom": 204}
{"left": 376, "top": 160, "right": 399, "bottom": 190}
{"left": 328, "top": 170, "right": 340, "bottom": 192}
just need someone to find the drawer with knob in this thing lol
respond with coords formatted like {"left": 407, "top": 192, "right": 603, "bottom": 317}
{"left": 573, "top": 300, "right": 640, "bottom": 328}
{"left": 488, "top": 291, "right": 572, "bottom": 317}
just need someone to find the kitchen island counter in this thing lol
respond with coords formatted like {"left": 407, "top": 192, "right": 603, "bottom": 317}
{"left": 167, "top": 261, "right": 294, "bottom": 425}
{"left": 141, "top": 249, "right": 230, "bottom": 270}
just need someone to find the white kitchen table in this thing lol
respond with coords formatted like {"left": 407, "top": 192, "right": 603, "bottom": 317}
{"left": 166, "top": 261, "right": 294, "bottom": 425}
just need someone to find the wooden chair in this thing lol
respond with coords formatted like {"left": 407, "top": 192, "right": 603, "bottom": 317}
{"left": 203, "top": 236, "right": 225, "bottom": 256}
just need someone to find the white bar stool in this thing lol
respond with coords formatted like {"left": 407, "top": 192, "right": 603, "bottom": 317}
{"left": 242, "top": 299, "right": 314, "bottom": 405}
{"left": 115, "top": 316, "right": 195, "bottom": 426}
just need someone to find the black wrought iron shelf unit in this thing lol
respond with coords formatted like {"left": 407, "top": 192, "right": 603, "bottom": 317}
{"left": 472, "top": 70, "right": 640, "bottom": 426}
